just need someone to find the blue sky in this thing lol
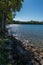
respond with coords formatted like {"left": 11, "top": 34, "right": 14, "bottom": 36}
{"left": 14, "top": 0, "right": 43, "bottom": 21}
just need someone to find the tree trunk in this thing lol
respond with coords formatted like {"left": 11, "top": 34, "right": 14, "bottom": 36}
{"left": 1, "top": 10, "right": 6, "bottom": 37}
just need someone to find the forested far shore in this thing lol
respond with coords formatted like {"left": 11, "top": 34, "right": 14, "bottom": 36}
{"left": 12, "top": 20, "right": 43, "bottom": 24}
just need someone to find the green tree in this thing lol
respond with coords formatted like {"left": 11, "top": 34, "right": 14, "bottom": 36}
{"left": 0, "top": 0, "right": 24, "bottom": 35}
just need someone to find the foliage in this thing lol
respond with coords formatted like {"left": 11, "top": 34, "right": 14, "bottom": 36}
{"left": 0, "top": 39, "right": 8, "bottom": 65}
{"left": 0, "top": 0, "right": 24, "bottom": 33}
{"left": 0, "top": 0, "right": 24, "bottom": 22}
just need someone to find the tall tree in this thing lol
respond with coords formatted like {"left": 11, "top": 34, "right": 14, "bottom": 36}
{"left": 0, "top": 0, "right": 24, "bottom": 35}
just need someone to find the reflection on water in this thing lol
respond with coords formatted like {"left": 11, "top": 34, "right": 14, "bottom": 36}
{"left": 7, "top": 24, "right": 43, "bottom": 47}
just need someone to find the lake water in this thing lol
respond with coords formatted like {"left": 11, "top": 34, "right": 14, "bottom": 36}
{"left": 7, "top": 24, "right": 43, "bottom": 47}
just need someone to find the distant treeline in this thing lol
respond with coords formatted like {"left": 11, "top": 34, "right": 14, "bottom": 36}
{"left": 2, "top": 20, "right": 43, "bottom": 24}
{"left": 13, "top": 20, "right": 43, "bottom": 24}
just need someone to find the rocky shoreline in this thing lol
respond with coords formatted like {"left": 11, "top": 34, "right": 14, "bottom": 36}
{"left": 0, "top": 35, "right": 43, "bottom": 65}
{"left": 23, "top": 40, "right": 43, "bottom": 65}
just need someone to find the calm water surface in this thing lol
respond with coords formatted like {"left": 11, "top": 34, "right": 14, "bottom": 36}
{"left": 7, "top": 24, "right": 43, "bottom": 47}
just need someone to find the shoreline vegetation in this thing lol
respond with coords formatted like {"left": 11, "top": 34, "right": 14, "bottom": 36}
{"left": 12, "top": 20, "right": 43, "bottom": 24}
{"left": 0, "top": 34, "right": 43, "bottom": 65}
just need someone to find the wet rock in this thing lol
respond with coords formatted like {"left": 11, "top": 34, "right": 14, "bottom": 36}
{"left": 39, "top": 52, "right": 43, "bottom": 58}
{"left": 22, "top": 40, "right": 43, "bottom": 65}
{"left": 40, "top": 59, "right": 43, "bottom": 65}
